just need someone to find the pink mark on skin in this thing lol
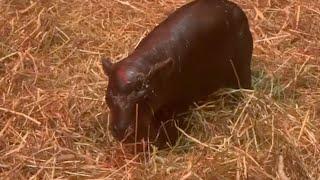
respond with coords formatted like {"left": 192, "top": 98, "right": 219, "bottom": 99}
{"left": 116, "top": 66, "right": 134, "bottom": 84}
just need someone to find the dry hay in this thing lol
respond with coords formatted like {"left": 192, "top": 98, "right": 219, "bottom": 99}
{"left": 0, "top": 0, "right": 319, "bottom": 179}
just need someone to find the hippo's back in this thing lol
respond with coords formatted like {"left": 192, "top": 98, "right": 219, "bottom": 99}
{"left": 133, "top": 0, "right": 236, "bottom": 58}
{"left": 130, "top": 0, "right": 252, "bottom": 105}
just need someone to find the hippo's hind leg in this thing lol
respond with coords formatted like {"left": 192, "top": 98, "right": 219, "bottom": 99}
{"left": 231, "top": 6, "right": 253, "bottom": 89}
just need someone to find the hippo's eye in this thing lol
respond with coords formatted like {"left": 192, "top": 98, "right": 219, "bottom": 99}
{"left": 134, "top": 80, "right": 144, "bottom": 91}
{"left": 124, "top": 80, "right": 143, "bottom": 93}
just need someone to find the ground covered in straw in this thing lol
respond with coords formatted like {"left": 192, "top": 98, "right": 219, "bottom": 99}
{"left": 0, "top": 0, "right": 319, "bottom": 179}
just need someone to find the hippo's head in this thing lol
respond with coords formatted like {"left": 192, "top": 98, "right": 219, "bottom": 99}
{"left": 101, "top": 57, "right": 174, "bottom": 145}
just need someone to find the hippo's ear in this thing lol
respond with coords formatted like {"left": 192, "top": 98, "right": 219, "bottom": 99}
{"left": 101, "top": 57, "right": 113, "bottom": 76}
{"left": 147, "top": 57, "right": 175, "bottom": 80}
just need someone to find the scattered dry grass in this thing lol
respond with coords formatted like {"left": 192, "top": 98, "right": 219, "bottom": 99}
{"left": 0, "top": 0, "right": 319, "bottom": 179}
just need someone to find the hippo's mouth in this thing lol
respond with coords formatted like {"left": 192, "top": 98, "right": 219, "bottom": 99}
{"left": 112, "top": 121, "right": 161, "bottom": 144}
{"left": 120, "top": 126, "right": 134, "bottom": 142}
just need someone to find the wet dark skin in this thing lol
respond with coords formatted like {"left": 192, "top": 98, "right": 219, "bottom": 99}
{"left": 102, "top": 0, "right": 253, "bottom": 148}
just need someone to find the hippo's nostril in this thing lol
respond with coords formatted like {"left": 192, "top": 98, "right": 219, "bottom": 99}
{"left": 112, "top": 124, "right": 118, "bottom": 131}
{"left": 111, "top": 123, "right": 130, "bottom": 140}
{"left": 113, "top": 124, "right": 125, "bottom": 132}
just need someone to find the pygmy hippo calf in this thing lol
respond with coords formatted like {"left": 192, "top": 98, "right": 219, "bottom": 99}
{"left": 102, "top": 0, "right": 253, "bottom": 147}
